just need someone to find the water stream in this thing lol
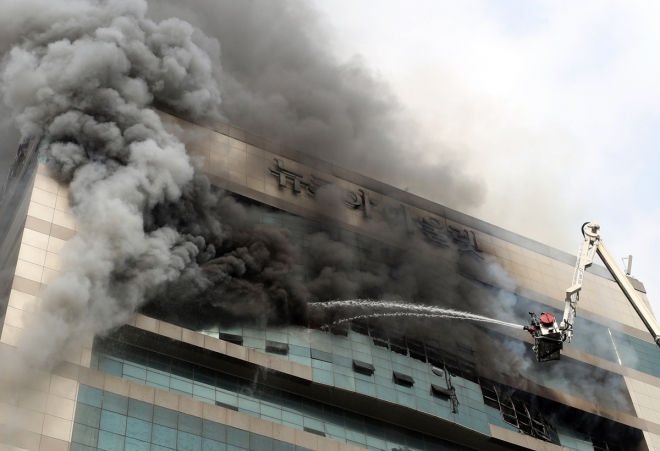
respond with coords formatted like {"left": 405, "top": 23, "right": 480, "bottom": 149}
{"left": 311, "top": 299, "right": 523, "bottom": 329}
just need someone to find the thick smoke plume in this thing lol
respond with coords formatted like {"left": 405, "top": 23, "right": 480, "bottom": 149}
{"left": 146, "top": 0, "right": 487, "bottom": 209}
{"left": 0, "top": 0, "right": 490, "bottom": 371}
{"left": 0, "top": 0, "right": 487, "bottom": 208}
{"left": 1, "top": 0, "right": 222, "bottom": 367}
{"left": 0, "top": 0, "right": 634, "bottom": 429}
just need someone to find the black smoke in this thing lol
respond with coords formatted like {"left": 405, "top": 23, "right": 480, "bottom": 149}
{"left": 145, "top": 0, "right": 486, "bottom": 209}
{"left": 0, "top": 0, "right": 634, "bottom": 421}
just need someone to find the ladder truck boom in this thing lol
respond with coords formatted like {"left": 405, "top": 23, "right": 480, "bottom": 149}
{"left": 525, "top": 222, "right": 660, "bottom": 362}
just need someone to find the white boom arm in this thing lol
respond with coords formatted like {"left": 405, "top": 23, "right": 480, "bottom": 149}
{"left": 561, "top": 222, "right": 660, "bottom": 347}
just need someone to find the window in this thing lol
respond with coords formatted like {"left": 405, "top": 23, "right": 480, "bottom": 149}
{"left": 303, "top": 427, "right": 326, "bottom": 437}
{"left": 353, "top": 360, "right": 375, "bottom": 376}
{"left": 480, "top": 379, "right": 552, "bottom": 442}
{"left": 265, "top": 341, "right": 289, "bottom": 355}
{"left": 310, "top": 349, "right": 332, "bottom": 363}
{"left": 218, "top": 333, "right": 243, "bottom": 346}
{"left": 393, "top": 372, "right": 414, "bottom": 387}
{"left": 329, "top": 325, "right": 348, "bottom": 336}
{"left": 431, "top": 384, "right": 453, "bottom": 399}
{"left": 215, "top": 401, "right": 238, "bottom": 411}
{"left": 456, "top": 341, "right": 475, "bottom": 354}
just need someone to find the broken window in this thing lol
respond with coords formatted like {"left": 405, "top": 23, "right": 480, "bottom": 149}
{"left": 591, "top": 438, "right": 627, "bottom": 451}
{"left": 459, "top": 360, "right": 479, "bottom": 384}
{"left": 444, "top": 354, "right": 462, "bottom": 377}
{"left": 354, "top": 324, "right": 479, "bottom": 382}
{"left": 407, "top": 339, "right": 427, "bottom": 363}
{"left": 480, "top": 379, "right": 552, "bottom": 442}
{"left": 329, "top": 324, "right": 348, "bottom": 336}
{"left": 389, "top": 336, "right": 408, "bottom": 356}
{"left": 373, "top": 338, "right": 389, "bottom": 349}
{"left": 350, "top": 321, "right": 369, "bottom": 336}
{"left": 456, "top": 340, "right": 475, "bottom": 354}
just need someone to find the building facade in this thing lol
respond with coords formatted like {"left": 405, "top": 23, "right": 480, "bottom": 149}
{"left": 1, "top": 111, "right": 660, "bottom": 451}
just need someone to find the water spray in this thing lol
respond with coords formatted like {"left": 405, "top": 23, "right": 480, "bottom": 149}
{"left": 312, "top": 299, "right": 524, "bottom": 329}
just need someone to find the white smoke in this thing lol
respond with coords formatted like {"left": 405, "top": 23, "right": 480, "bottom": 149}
{"left": 1, "top": 0, "right": 221, "bottom": 368}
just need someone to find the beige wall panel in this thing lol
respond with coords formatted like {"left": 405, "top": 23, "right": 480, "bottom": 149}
{"left": 14, "top": 261, "right": 43, "bottom": 284}
{"left": 33, "top": 174, "right": 59, "bottom": 195}
{"left": 7, "top": 291, "right": 39, "bottom": 314}
{"left": 25, "top": 203, "right": 53, "bottom": 225}
{"left": 51, "top": 211, "right": 75, "bottom": 231}
{"left": 21, "top": 230, "right": 49, "bottom": 251}
{"left": 29, "top": 189, "right": 56, "bottom": 209}
{"left": 45, "top": 237, "right": 65, "bottom": 255}
{"left": 17, "top": 245, "right": 46, "bottom": 267}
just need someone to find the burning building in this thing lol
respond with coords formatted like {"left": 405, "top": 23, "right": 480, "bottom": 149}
{"left": 1, "top": 110, "right": 659, "bottom": 451}
{"left": 0, "top": 2, "right": 657, "bottom": 449}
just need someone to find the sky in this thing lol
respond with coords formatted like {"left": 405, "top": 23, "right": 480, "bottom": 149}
{"left": 312, "top": 0, "right": 660, "bottom": 313}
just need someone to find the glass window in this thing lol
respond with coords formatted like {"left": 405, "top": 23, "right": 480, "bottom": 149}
{"left": 193, "top": 384, "right": 216, "bottom": 400}
{"left": 215, "top": 396, "right": 238, "bottom": 409}
{"left": 99, "top": 358, "right": 124, "bottom": 378}
{"left": 98, "top": 430, "right": 125, "bottom": 451}
{"left": 147, "top": 371, "right": 170, "bottom": 387}
{"left": 71, "top": 443, "right": 99, "bottom": 451}
{"left": 75, "top": 403, "right": 102, "bottom": 429}
{"left": 202, "top": 438, "right": 226, "bottom": 451}
{"left": 249, "top": 434, "right": 272, "bottom": 451}
{"left": 226, "top": 427, "right": 249, "bottom": 447}
{"left": 150, "top": 352, "right": 173, "bottom": 374}
{"left": 281, "top": 411, "right": 303, "bottom": 426}
{"left": 288, "top": 345, "right": 309, "bottom": 357}
{"left": 103, "top": 392, "right": 128, "bottom": 415}
{"left": 127, "top": 417, "right": 152, "bottom": 442}
{"left": 177, "top": 431, "right": 202, "bottom": 451}
{"left": 202, "top": 420, "right": 226, "bottom": 442}
{"left": 100, "top": 410, "right": 127, "bottom": 435}
{"left": 195, "top": 366, "right": 217, "bottom": 386}
{"left": 271, "top": 441, "right": 294, "bottom": 451}
{"left": 124, "top": 364, "right": 147, "bottom": 381}
{"left": 178, "top": 413, "right": 203, "bottom": 435}
{"left": 154, "top": 407, "right": 178, "bottom": 428}
{"left": 152, "top": 424, "right": 177, "bottom": 448}
{"left": 128, "top": 399, "right": 154, "bottom": 422}
{"left": 171, "top": 378, "right": 193, "bottom": 394}
{"left": 79, "top": 385, "right": 104, "bottom": 408}
{"left": 125, "top": 437, "right": 150, "bottom": 451}
{"left": 152, "top": 445, "right": 176, "bottom": 451}
{"left": 72, "top": 424, "right": 99, "bottom": 447}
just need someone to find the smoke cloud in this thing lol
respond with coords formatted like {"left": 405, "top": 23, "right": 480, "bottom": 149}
{"left": 1, "top": 0, "right": 222, "bottom": 368}
{"left": 0, "top": 0, "right": 491, "bottom": 372}
{"left": 0, "top": 0, "right": 633, "bottom": 435}
{"left": 145, "top": 0, "right": 487, "bottom": 209}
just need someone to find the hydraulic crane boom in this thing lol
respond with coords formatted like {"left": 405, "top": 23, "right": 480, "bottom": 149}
{"left": 526, "top": 222, "right": 660, "bottom": 362}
